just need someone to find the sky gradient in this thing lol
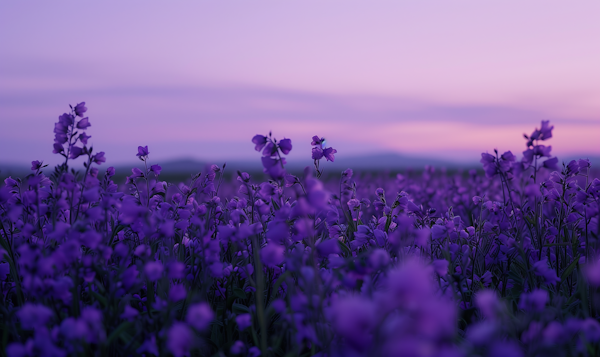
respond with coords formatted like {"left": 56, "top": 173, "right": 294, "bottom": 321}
{"left": 1, "top": 1, "right": 599, "bottom": 167}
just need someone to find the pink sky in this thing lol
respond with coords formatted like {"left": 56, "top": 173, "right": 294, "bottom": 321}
{"left": 1, "top": 1, "right": 599, "bottom": 167}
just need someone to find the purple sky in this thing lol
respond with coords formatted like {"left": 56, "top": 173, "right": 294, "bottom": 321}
{"left": 1, "top": 1, "right": 599, "bottom": 167}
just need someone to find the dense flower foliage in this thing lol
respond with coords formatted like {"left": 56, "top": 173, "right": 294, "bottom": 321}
{"left": 1, "top": 104, "right": 599, "bottom": 357}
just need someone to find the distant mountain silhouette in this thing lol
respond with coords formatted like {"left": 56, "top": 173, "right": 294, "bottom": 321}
{"left": 2, "top": 153, "right": 599, "bottom": 178}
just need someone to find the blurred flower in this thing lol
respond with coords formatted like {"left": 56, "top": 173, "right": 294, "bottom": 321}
{"left": 121, "top": 305, "right": 139, "bottom": 320}
{"left": 186, "top": 302, "right": 214, "bottom": 330}
{"left": 476, "top": 290, "right": 501, "bottom": 319}
{"left": 231, "top": 341, "right": 245, "bottom": 355}
{"left": 145, "top": 261, "right": 164, "bottom": 281}
{"left": 236, "top": 313, "right": 252, "bottom": 330}
{"left": 543, "top": 157, "right": 559, "bottom": 171}
{"left": 17, "top": 304, "right": 53, "bottom": 330}
{"left": 260, "top": 244, "right": 285, "bottom": 268}
{"left": 432, "top": 259, "right": 449, "bottom": 276}
{"left": 167, "top": 322, "right": 193, "bottom": 357}
{"left": 532, "top": 259, "right": 560, "bottom": 285}
{"left": 584, "top": 259, "right": 600, "bottom": 286}
{"left": 331, "top": 296, "right": 376, "bottom": 352}
{"left": 316, "top": 239, "right": 341, "bottom": 257}
{"left": 519, "top": 289, "right": 549, "bottom": 312}
{"left": 169, "top": 284, "right": 187, "bottom": 302}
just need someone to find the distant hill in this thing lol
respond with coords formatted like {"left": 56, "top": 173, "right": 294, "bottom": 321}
{"left": 2, "top": 153, "right": 599, "bottom": 179}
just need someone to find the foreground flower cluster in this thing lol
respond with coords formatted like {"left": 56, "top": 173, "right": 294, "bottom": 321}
{"left": 1, "top": 104, "right": 599, "bottom": 357}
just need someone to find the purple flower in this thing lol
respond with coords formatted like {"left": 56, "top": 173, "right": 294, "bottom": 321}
{"left": 167, "top": 261, "right": 186, "bottom": 279}
{"left": 58, "top": 112, "right": 75, "bottom": 127}
{"left": 144, "top": 261, "right": 164, "bottom": 281}
{"left": 130, "top": 167, "right": 144, "bottom": 179}
{"left": 279, "top": 138, "right": 292, "bottom": 155}
{"left": 78, "top": 132, "right": 91, "bottom": 145}
{"left": 538, "top": 120, "right": 554, "bottom": 141}
{"left": 92, "top": 152, "right": 106, "bottom": 165}
{"left": 249, "top": 347, "right": 261, "bottom": 357}
{"left": 323, "top": 147, "right": 337, "bottom": 162}
{"left": 476, "top": 290, "right": 501, "bottom": 319}
{"left": 480, "top": 153, "right": 497, "bottom": 178}
{"left": 331, "top": 296, "right": 376, "bottom": 352}
{"left": 74, "top": 102, "right": 87, "bottom": 117}
{"left": 522, "top": 148, "right": 534, "bottom": 164}
{"left": 150, "top": 164, "right": 162, "bottom": 175}
{"left": 186, "top": 302, "right": 214, "bottom": 330}
{"left": 543, "top": 321, "right": 567, "bottom": 344}
{"left": 533, "top": 145, "right": 552, "bottom": 157}
{"left": 76, "top": 117, "right": 91, "bottom": 129}
{"left": 489, "top": 341, "right": 524, "bottom": 357}
{"left": 316, "top": 239, "right": 341, "bottom": 257}
{"left": 260, "top": 243, "right": 285, "bottom": 268}
{"left": 53, "top": 143, "right": 64, "bottom": 154}
{"left": 584, "top": 260, "right": 600, "bottom": 287}
{"left": 578, "top": 158, "right": 591, "bottom": 173}
{"left": 231, "top": 341, "right": 245, "bottom": 355}
{"left": 167, "top": 322, "right": 193, "bottom": 357}
{"left": 80, "top": 230, "right": 102, "bottom": 249}
{"left": 262, "top": 159, "right": 286, "bottom": 180}
{"left": 284, "top": 173, "right": 298, "bottom": 187}
{"left": 580, "top": 318, "right": 600, "bottom": 342}
{"left": 11, "top": 328, "right": 66, "bottom": 357}
{"left": 432, "top": 259, "right": 449, "bottom": 275}
{"left": 106, "top": 166, "right": 115, "bottom": 177}
{"left": 137, "top": 336, "right": 159, "bottom": 356}
{"left": 30, "top": 160, "right": 42, "bottom": 171}
{"left": 169, "top": 284, "right": 187, "bottom": 302}
{"left": 501, "top": 151, "right": 515, "bottom": 161}
{"left": 369, "top": 248, "right": 390, "bottom": 269}
{"left": 69, "top": 146, "right": 83, "bottom": 159}
{"left": 236, "top": 313, "right": 252, "bottom": 330}
{"left": 262, "top": 142, "right": 275, "bottom": 156}
{"left": 519, "top": 289, "right": 549, "bottom": 311}
{"left": 136, "top": 145, "right": 149, "bottom": 158}
{"left": 543, "top": 157, "right": 559, "bottom": 171}
{"left": 122, "top": 266, "right": 139, "bottom": 289}
{"left": 17, "top": 303, "right": 53, "bottom": 330}
{"left": 312, "top": 147, "right": 324, "bottom": 160}
{"left": 533, "top": 258, "right": 560, "bottom": 285}
{"left": 252, "top": 135, "right": 267, "bottom": 151}
{"left": 261, "top": 156, "right": 280, "bottom": 170}
{"left": 121, "top": 305, "right": 139, "bottom": 320}
{"left": 266, "top": 220, "right": 290, "bottom": 244}
{"left": 311, "top": 135, "right": 337, "bottom": 162}
{"left": 259, "top": 182, "right": 276, "bottom": 198}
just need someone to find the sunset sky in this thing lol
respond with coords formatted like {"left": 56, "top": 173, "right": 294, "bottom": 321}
{"left": 1, "top": 1, "right": 599, "bottom": 167}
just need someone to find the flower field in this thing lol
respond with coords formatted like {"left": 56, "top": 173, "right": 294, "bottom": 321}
{"left": 1, "top": 102, "right": 599, "bottom": 357}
